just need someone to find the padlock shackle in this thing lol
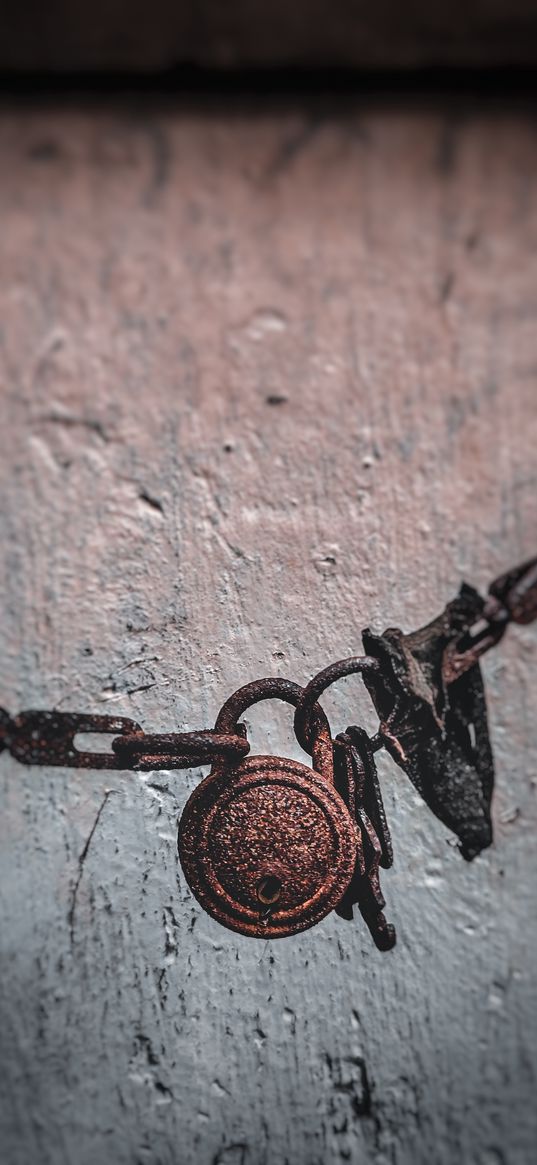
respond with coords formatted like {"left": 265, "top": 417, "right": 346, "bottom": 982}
{"left": 213, "top": 676, "right": 334, "bottom": 778}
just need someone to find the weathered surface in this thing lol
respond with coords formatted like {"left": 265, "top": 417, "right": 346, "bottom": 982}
{"left": 0, "top": 98, "right": 536, "bottom": 1165}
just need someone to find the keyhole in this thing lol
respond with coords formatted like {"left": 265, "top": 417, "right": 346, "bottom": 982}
{"left": 256, "top": 874, "right": 282, "bottom": 905}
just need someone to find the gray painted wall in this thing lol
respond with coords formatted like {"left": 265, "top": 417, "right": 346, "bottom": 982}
{"left": 0, "top": 99, "right": 536, "bottom": 1165}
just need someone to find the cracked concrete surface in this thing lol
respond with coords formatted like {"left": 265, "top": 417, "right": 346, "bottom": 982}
{"left": 0, "top": 99, "right": 536, "bottom": 1165}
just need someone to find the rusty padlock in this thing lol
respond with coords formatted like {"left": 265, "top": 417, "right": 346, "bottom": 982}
{"left": 178, "top": 677, "right": 358, "bottom": 938}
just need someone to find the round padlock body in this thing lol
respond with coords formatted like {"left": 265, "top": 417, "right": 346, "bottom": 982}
{"left": 178, "top": 756, "right": 358, "bottom": 938}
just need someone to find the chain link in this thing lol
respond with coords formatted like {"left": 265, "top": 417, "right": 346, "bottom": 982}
{"left": 442, "top": 556, "right": 537, "bottom": 683}
{"left": 1, "top": 556, "right": 535, "bottom": 772}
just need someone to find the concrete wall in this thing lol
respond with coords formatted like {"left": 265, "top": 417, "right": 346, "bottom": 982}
{"left": 0, "top": 96, "right": 536, "bottom": 1165}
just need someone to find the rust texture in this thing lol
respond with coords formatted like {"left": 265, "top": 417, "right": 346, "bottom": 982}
{"left": 4, "top": 710, "right": 142, "bottom": 769}
{"left": 488, "top": 555, "right": 537, "bottom": 626}
{"left": 333, "top": 729, "right": 395, "bottom": 951}
{"left": 363, "top": 556, "right": 536, "bottom": 861}
{"left": 1, "top": 557, "right": 535, "bottom": 940}
{"left": 111, "top": 727, "right": 250, "bottom": 770}
{"left": 0, "top": 97, "right": 536, "bottom": 1165}
{"left": 179, "top": 678, "right": 358, "bottom": 939}
{"left": 362, "top": 587, "right": 496, "bottom": 861}
{"left": 178, "top": 758, "right": 358, "bottom": 939}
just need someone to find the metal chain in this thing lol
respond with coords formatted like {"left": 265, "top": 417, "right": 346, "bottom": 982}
{"left": 442, "top": 555, "right": 537, "bottom": 683}
{"left": 1, "top": 556, "right": 535, "bottom": 772}
{"left": 0, "top": 712, "right": 250, "bottom": 771}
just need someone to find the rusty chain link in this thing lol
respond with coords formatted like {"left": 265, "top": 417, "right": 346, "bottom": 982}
{"left": 0, "top": 556, "right": 535, "bottom": 773}
{"left": 442, "top": 556, "right": 537, "bottom": 683}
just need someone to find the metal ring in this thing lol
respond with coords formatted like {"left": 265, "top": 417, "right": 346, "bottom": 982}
{"left": 294, "top": 656, "right": 381, "bottom": 754}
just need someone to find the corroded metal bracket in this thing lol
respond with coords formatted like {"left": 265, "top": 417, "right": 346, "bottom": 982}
{"left": 362, "top": 585, "right": 495, "bottom": 860}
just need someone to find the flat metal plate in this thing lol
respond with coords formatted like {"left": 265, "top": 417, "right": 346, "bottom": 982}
{"left": 178, "top": 756, "right": 358, "bottom": 938}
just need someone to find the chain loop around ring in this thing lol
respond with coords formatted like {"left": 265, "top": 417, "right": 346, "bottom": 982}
{"left": 293, "top": 656, "right": 381, "bottom": 754}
